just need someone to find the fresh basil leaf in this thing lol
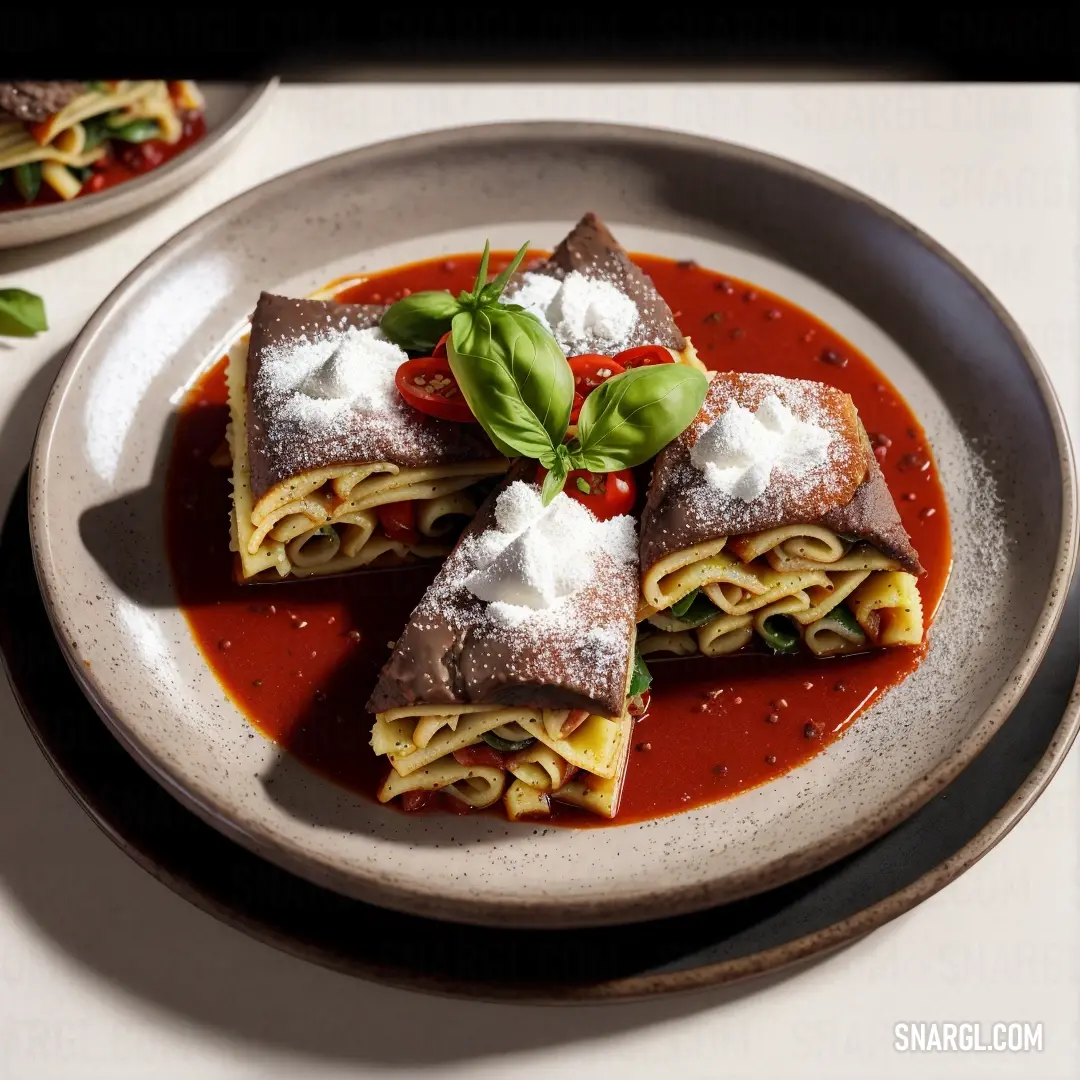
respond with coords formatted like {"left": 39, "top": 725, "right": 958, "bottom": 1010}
{"left": 0, "top": 289, "right": 47, "bottom": 337}
{"left": 448, "top": 306, "right": 573, "bottom": 461}
{"left": 628, "top": 650, "right": 652, "bottom": 697}
{"left": 759, "top": 615, "right": 800, "bottom": 654}
{"left": 571, "top": 364, "right": 707, "bottom": 472}
{"left": 575, "top": 476, "right": 592, "bottom": 495}
{"left": 478, "top": 241, "right": 530, "bottom": 306}
{"left": 13, "top": 162, "right": 41, "bottom": 203}
{"left": 458, "top": 241, "right": 492, "bottom": 306}
{"left": 541, "top": 456, "right": 569, "bottom": 505}
{"left": 829, "top": 603, "right": 866, "bottom": 640}
{"left": 67, "top": 165, "right": 93, "bottom": 184}
{"left": 667, "top": 591, "right": 720, "bottom": 629}
{"left": 670, "top": 588, "right": 700, "bottom": 618}
{"left": 380, "top": 290, "right": 463, "bottom": 352}
{"left": 81, "top": 115, "right": 111, "bottom": 151}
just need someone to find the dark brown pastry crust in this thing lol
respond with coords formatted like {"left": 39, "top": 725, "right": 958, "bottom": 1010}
{"left": 245, "top": 293, "right": 499, "bottom": 502}
{"left": 367, "top": 463, "right": 638, "bottom": 717}
{"left": 640, "top": 371, "right": 923, "bottom": 576}
{"left": 506, "top": 212, "right": 685, "bottom": 354}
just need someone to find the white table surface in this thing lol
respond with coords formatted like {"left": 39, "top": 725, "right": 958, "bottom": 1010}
{"left": 0, "top": 83, "right": 1077, "bottom": 1079}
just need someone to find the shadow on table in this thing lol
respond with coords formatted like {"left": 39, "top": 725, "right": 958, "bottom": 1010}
{"left": 0, "top": 200, "right": 167, "bottom": 271}
{"left": 0, "top": 691, "right": 815, "bottom": 1064}
{"left": 0, "top": 540, "right": 1075, "bottom": 1065}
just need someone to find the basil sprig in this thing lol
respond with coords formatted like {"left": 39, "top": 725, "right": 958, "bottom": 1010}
{"left": 379, "top": 240, "right": 534, "bottom": 353}
{"left": 0, "top": 289, "right": 47, "bottom": 337}
{"left": 381, "top": 239, "right": 708, "bottom": 505}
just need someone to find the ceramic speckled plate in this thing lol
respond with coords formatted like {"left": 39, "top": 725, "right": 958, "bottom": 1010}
{"left": 3, "top": 479, "right": 1077, "bottom": 999}
{"left": 0, "top": 81, "right": 277, "bottom": 249}
{"left": 27, "top": 123, "right": 1077, "bottom": 929}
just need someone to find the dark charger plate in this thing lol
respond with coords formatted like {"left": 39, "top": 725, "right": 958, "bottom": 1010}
{"left": 2, "top": 472, "right": 1077, "bottom": 1001}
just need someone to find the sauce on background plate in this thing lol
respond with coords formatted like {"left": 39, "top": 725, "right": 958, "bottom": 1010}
{"left": 0, "top": 113, "right": 206, "bottom": 212}
{"left": 165, "top": 253, "right": 952, "bottom": 826}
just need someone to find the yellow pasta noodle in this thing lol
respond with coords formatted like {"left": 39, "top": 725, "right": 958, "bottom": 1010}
{"left": 637, "top": 630, "right": 699, "bottom": 657}
{"left": 696, "top": 613, "right": 756, "bottom": 657}
{"left": 516, "top": 711, "right": 623, "bottom": 780}
{"left": 766, "top": 541, "right": 903, "bottom": 574}
{"left": 792, "top": 569, "right": 872, "bottom": 625}
{"left": 377, "top": 709, "right": 538, "bottom": 776}
{"left": 848, "top": 571, "right": 924, "bottom": 646}
{"left": 225, "top": 335, "right": 506, "bottom": 580}
{"left": 804, "top": 612, "right": 868, "bottom": 657}
{"left": 378, "top": 760, "right": 506, "bottom": 809}
{"left": 728, "top": 524, "right": 847, "bottom": 565}
{"left": 507, "top": 744, "right": 574, "bottom": 791}
{"left": 551, "top": 716, "right": 634, "bottom": 819}
{"left": 504, "top": 779, "right": 552, "bottom": 821}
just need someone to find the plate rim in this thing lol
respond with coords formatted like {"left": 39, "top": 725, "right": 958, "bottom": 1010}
{"left": 26, "top": 120, "right": 1080, "bottom": 928}
{"left": 0, "top": 79, "right": 278, "bottom": 244}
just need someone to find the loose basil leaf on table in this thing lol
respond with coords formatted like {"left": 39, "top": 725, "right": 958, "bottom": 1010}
{"left": 380, "top": 289, "right": 464, "bottom": 352}
{"left": 0, "top": 289, "right": 47, "bottom": 337}
{"left": 448, "top": 305, "right": 573, "bottom": 464}
{"left": 569, "top": 364, "right": 707, "bottom": 473}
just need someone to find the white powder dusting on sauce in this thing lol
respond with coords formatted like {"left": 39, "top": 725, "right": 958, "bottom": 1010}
{"left": 690, "top": 393, "right": 833, "bottom": 501}
{"left": 508, "top": 270, "right": 639, "bottom": 354}
{"left": 464, "top": 481, "right": 636, "bottom": 627}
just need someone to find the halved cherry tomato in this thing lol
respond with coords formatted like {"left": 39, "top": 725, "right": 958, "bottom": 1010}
{"left": 377, "top": 501, "right": 420, "bottom": 546}
{"left": 395, "top": 356, "right": 477, "bottom": 423}
{"left": 568, "top": 354, "right": 624, "bottom": 422}
{"left": 401, "top": 789, "right": 436, "bottom": 812}
{"left": 432, "top": 331, "right": 451, "bottom": 358}
{"left": 452, "top": 745, "right": 507, "bottom": 769}
{"left": 614, "top": 345, "right": 674, "bottom": 368}
{"left": 535, "top": 466, "right": 636, "bottom": 521}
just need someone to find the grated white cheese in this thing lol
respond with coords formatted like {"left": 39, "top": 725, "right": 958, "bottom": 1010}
{"left": 508, "top": 270, "right": 639, "bottom": 354}
{"left": 463, "top": 481, "right": 636, "bottom": 626}
{"left": 261, "top": 325, "right": 406, "bottom": 431}
{"left": 690, "top": 393, "right": 833, "bottom": 502}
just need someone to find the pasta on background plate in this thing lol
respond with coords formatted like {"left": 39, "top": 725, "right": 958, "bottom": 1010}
{"left": 0, "top": 80, "right": 203, "bottom": 204}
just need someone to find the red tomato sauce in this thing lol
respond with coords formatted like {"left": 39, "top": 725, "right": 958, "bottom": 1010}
{"left": 165, "top": 253, "right": 952, "bottom": 827}
{"left": 0, "top": 113, "right": 206, "bottom": 212}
